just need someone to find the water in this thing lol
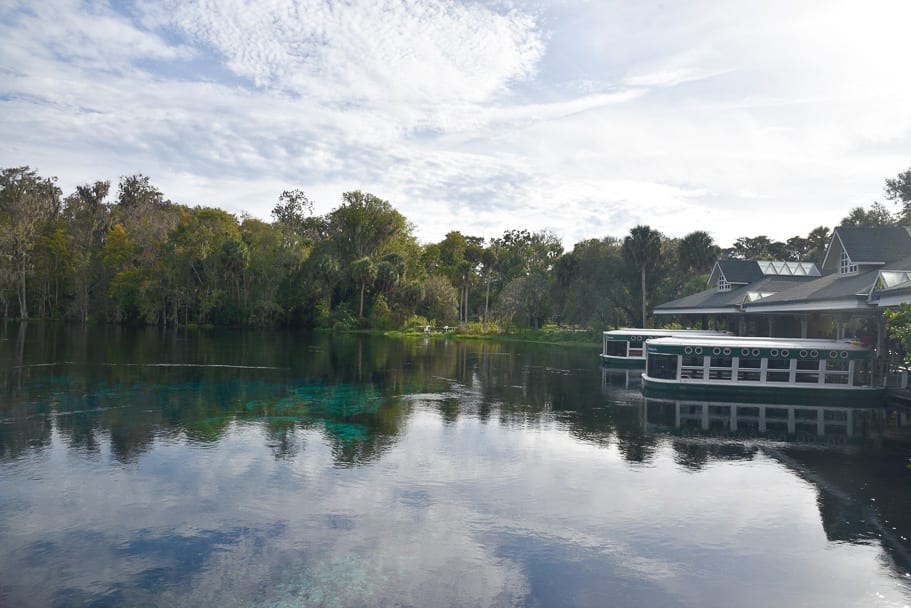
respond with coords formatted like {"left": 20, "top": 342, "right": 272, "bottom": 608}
{"left": 1, "top": 324, "right": 910, "bottom": 607}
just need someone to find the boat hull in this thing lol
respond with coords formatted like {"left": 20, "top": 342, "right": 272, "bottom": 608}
{"left": 641, "top": 375, "right": 885, "bottom": 407}
{"left": 599, "top": 354, "right": 645, "bottom": 368}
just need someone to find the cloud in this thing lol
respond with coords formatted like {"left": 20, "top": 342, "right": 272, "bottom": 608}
{"left": 139, "top": 0, "right": 545, "bottom": 104}
{"left": 2, "top": 0, "right": 911, "bottom": 250}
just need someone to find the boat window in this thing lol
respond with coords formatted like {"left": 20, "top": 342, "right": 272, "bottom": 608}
{"left": 824, "top": 372, "right": 849, "bottom": 385}
{"left": 604, "top": 340, "right": 627, "bottom": 357}
{"left": 767, "top": 359, "right": 790, "bottom": 370}
{"left": 628, "top": 347, "right": 644, "bottom": 357}
{"left": 647, "top": 353, "right": 678, "bottom": 380}
{"left": 796, "top": 360, "right": 819, "bottom": 371}
{"left": 710, "top": 356, "right": 732, "bottom": 368}
{"left": 737, "top": 370, "right": 761, "bottom": 382}
{"left": 738, "top": 358, "right": 761, "bottom": 369}
{"left": 853, "top": 359, "right": 872, "bottom": 386}
{"left": 826, "top": 359, "right": 849, "bottom": 372}
{"left": 682, "top": 355, "right": 703, "bottom": 367}
{"left": 709, "top": 369, "right": 733, "bottom": 380}
{"left": 766, "top": 370, "right": 790, "bottom": 383}
{"left": 681, "top": 368, "right": 704, "bottom": 380}
{"left": 795, "top": 371, "right": 819, "bottom": 384}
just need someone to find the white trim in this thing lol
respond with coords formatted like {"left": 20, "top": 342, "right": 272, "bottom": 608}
{"left": 819, "top": 231, "right": 842, "bottom": 271}
{"left": 654, "top": 307, "right": 742, "bottom": 315}
{"left": 641, "top": 374, "right": 876, "bottom": 392}
{"left": 706, "top": 262, "right": 722, "bottom": 287}
{"left": 871, "top": 293, "right": 911, "bottom": 307}
{"left": 839, "top": 249, "right": 857, "bottom": 275}
{"left": 744, "top": 297, "right": 869, "bottom": 312}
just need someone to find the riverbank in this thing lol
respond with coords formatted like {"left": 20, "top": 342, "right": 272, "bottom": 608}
{"left": 383, "top": 324, "right": 601, "bottom": 349}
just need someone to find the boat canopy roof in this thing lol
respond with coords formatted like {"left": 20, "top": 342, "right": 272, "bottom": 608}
{"left": 645, "top": 336, "right": 870, "bottom": 352}
{"left": 603, "top": 328, "right": 731, "bottom": 337}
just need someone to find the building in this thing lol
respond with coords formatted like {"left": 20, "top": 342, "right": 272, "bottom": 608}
{"left": 654, "top": 226, "right": 911, "bottom": 345}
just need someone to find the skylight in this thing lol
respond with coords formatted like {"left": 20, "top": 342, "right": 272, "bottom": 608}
{"left": 756, "top": 261, "right": 821, "bottom": 276}
{"left": 875, "top": 270, "right": 911, "bottom": 290}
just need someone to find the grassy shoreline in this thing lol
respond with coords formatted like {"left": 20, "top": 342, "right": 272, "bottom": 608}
{"left": 381, "top": 325, "right": 601, "bottom": 349}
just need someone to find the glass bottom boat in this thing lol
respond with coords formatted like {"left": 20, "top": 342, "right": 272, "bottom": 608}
{"left": 641, "top": 336, "right": 885, "bottom": 406}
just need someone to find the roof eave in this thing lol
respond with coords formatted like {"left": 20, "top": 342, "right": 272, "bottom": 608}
{"left": 653, "top": 307, "right": 743, "bottom": 315}
{"left": 743, "top": 297, "right": 871, "bottom": 313}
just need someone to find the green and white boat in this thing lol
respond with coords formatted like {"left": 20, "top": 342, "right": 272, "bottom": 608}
{"left": 642, "top": 336, "right": 884, "bottom": 406}
{"left": 601, "top": 328, "right": 731, "bottom": 367}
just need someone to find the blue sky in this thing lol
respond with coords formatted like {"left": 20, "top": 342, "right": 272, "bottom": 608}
{"left": 2, "top": 0, "right": 911, "bottom": 249}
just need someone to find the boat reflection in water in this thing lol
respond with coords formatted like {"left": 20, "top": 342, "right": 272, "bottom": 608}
{"left": 635, "top": 395, "right": 911, "bottom": 580}
{"left": 600, "top": 366, "right": 641, "bottom": 392}
{"left": 640, "top": 397, "right": 886, "bottom": 444}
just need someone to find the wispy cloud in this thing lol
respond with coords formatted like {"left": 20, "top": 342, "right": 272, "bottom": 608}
{"left": 1, "top": 0, "right": 911, "bottom": 249}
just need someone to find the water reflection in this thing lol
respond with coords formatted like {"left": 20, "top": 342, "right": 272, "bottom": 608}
{"left": 1, "top": 324, "right": 911, "bottom": 607}
{"left": 631, "top": 395, "right": 911, "bottom": 586}
{"left": 640, "top": 397, "right": 882, "bottom": 444}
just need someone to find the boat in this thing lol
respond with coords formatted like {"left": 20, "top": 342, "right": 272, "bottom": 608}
{"left": 641, "top": 336, "right": 885, "bottom": 406}
{"left": 601, "top": 328, "right": 732, "bottom": 367}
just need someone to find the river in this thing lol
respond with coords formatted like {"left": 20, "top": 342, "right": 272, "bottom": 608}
{"left": 1, "top": 324, "right": 910, "bottom": 607}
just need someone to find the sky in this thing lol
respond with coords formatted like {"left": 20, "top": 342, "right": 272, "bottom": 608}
{"left": 2, "top": 0, "right": 911, "bottom": 250}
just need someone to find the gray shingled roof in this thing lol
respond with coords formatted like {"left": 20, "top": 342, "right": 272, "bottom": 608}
{"left": 744, "top": 269, "right": 877, "bottom": 307}
{"left": 716, "top": 260, "right": 764, "bottom": 284}
{"left": 836, "top": 226, "right": 911, "bottom": 263}
{"left": 656, "top": 276, "right": 813, "bottom": 311}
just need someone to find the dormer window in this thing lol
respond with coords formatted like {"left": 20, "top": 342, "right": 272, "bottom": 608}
{"left": 718, "top": 275, "right": 731, "bottom": 291}
{"left": 839, "top": 250, "right": 857, "bottom": 275}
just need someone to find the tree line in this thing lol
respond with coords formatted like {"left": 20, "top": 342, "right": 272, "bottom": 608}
{"left": 1, "top": 164, "right": 909, "bottom": 330}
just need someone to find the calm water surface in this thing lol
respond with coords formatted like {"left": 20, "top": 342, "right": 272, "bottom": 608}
{"left": 1, "top": 324, "right": 910, "bottom": 607}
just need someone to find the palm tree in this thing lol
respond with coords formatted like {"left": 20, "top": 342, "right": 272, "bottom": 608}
{"left": 678, "top": 230, "right": 718, "bottom": 275}
{"left": 622, "top": 225, "right": 662, "bottom": 328}
{"left": 350, "top": 257, "right": 376, "bottom": 318}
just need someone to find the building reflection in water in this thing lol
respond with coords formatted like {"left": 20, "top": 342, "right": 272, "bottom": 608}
{"left": 630, "top": 395, "right": 911, "bottom": 580}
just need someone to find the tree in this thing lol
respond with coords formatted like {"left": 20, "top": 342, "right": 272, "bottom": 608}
{"left": 327, "top": 191, "right": 412, "bottom": 262}
{"left": 350, "top": 257, "right": 376, "bottom": 319}
{"left": 622, "top": 225, "right": 662, "bottom": 328}
{"left": 420, "top": 276, "right": 458, "bottom": 323}
{"left": 804, "top": 226, "right": 831, "bottom": 266}
{"left": 493, "top": 229, "right": 563, "bottom": 281}
{"left": 785, "top": 235, "right": 809, "bottom": 261}
{"left": 63, "top": 181, "right": 111, "bottom": 321}
{"left": 306, "top": 242, "right": 342, "bottom": 318}
{"left": 725, "top": 235, "right": 773, "bottom": 260}
{"left": 272, "top": 188, "right": 325, "bottom": 243}
{"left": 497, "top": 273, "right": 550, "bottom": 328}
{"left": 104, "top": 174, "right": 179, "bottom": 323}
{"left": 561, "top": 237, "right": 629, "bottom": 330}
{"left": 840, "top": 202, "right": 896, "bottom": 227}
{"left": 480, "top": 245, "right": 499, "bottom": 323}
{"left": 885, "top": 165, "right": 911, "bottom": 220}
{"left": 0, "top": 167, "right": 61, "bottom": 319}
{"left": 678, "top": 231, "right": 719, "bottom": 275}
{"left": 551, "top": 252, "right": 579, "bottom": 325}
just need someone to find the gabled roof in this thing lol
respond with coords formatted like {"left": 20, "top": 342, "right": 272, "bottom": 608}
{"left": 656, "top": 276, "right": 813, "bottom": 315}
{"left": 711, "top": 260, "right": 764, "bottom": 284}
{"left": 744, "top": 269, "right": 877, "bottom": 310}
{"left": 868, "top": 254, "right": 911, "bottom": 305}
{"left": 821, "top": 226, "right": 911, "bottom": 269}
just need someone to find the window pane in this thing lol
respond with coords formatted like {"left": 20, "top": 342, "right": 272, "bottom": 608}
{"left": 767, "top": 371, "right": 790, "bottom": 382}
{"left": 604, "top": 341, "right": 627, "bottom": 356}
